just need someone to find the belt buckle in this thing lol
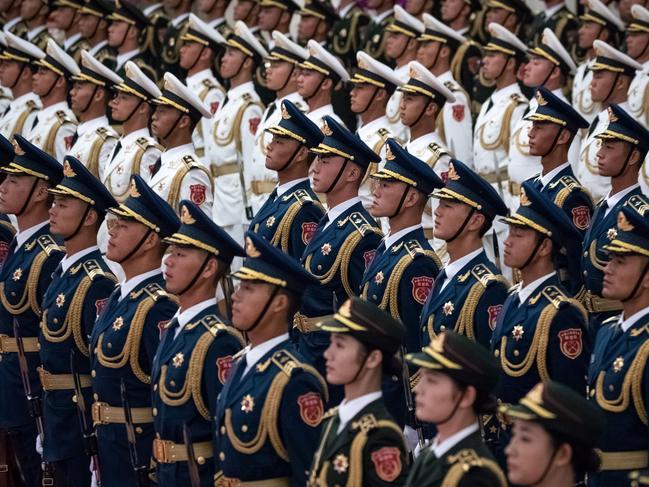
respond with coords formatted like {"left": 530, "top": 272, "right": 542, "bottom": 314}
{"left": 92, "top": 402, "right": 108, "bottom": 425}
{"left": 221, "top": 477, "right": 241, "bottom": 487}
{"left": 153, "top": 438, "right": 172, "bottom": 463}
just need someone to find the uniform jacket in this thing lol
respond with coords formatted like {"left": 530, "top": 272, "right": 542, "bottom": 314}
{"left": 66, "top": 115, "right": 119, "bottom": 180}
{"left": 27, "top": 101, "right": 77, "bottom": 161}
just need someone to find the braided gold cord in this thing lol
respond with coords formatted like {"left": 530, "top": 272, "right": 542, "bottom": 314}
{"left": 478, "top": 98, "right": 520, "bottom": 151}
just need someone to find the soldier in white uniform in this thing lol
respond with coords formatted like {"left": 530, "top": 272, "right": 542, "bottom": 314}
{"left": 248, "top": 31, "right": 307, "bottom": 214}
{"left": 67, "top": 50, "right": 120, "bottom": 179}
{"left": 179, "top": 13, "right": 226, "bottom": 160}
{"left": 29, "top": 38, "right": 78, "bottom": 160}
{"left": 572, "top": 0, "right": 623, "bottom": 124}
{"left": 297, "top": 39, "right": 348, "bottom": 128}
{"left": 351, "top": 51, "right": 402, "bottom": 211}
{"left": 577, "top": 40, "right": 641, "bottom": 202}
{"left": 399, "top": 61, "right": 455, "bottom": 254}
{"left": 206, "top": 20, "right": 265, "bottom": 245}
{"left": 417, "top": 13, "right": 473, "bottom": 165}
{"left": 508, "top": 28, "right": 579, "bottom": 208}
{"left": 150, "top": 72, "right": 213, "bottom": 215}
{"left": 472, "top": 23, "right": 528, "bottom": 274}
{"left": 384, "top": 5, "right": 423, "bottom": 141}
{"left": 0, "top": 32, "right": 42, "bottom": 138}
{"left": 0, "top": 34, "right": 13, "bottom": 118}
{"left": 625, "top": 5, "right": 649, "bottom": 193}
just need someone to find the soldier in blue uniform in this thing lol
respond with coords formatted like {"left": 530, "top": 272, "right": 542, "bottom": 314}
{"left": 308, "top": 297, "right": 410, "bottom": 486}
{"left": 249, "top": 100, "right": 325, "bottom": 259}
{"left": 487, "top": 181, "right": 589, "bottom": 468}
{"left": 89, "top": 175, "right": 180, "bottom": 487}
{"left": 0, "top": 215, "right": 16, "bottom": 270}
{"left": 420, "top": 159, "right": 509, "bottom": 349}
{"left": 152, "top": 201, "right": 245, "bottom": 486}
{"left": 39, "top": 155, "right": 118, "bottom": 486}
{"left": 587, "top": 196, "right": 649, "bottom": 486}
{"left": 525, "top": 87, "right": 594, "bottom": 295}
{"left": 361, "top": 138, "right": 442, "bottom": 354}
{"left": 0, "top": 134, "right": 64, "bottom": 487}
{"left": 581, "top": 103, "right": 647, "bottom": 335}
{"left": 214, "top": 231, "right": 327, "bottom": 486}
{"left": 295, "top": 116, "right": 383, "bottom": 405}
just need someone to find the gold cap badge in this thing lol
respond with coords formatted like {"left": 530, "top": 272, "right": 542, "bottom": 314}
{"left": 62, "top": 161, "right": 76, "bottom": 178}
{"left": 617, "top": 211, "right": 634, "bottom": 231}
{"left": 607, "top": 106, "right": 619, "bottom": 123}
{"left": 526, "top": 382, "right": 544, "bottom": 405}
{"left": 129, "top": 179, "right": 141, "bottom": 198}
{"left": 338, "top": 299, "right": 352, "bottom": 318}
{"left": 245, "top": 236, "right": 261, "bottom": 257}
{"left": 519, "top": 187, "right": 531, "bottom": 206}
{"left": 321, "top": 121, "right": 333, "bottom": 136}
{"left": 281, "top": 104, "right": 290, "bottom": 119}
{"left": 447, "top": 163, "right": 460, "bottom": 181}
{"left": 180, "top": 205, "right": 196, "bottom": 224}
{"left": 12, "top": 139, "right": 24, "bottom": 156}
{"left": 385, "top": 144, "right": 395, "bottom": 160}
{"left": 535, "top": 90, "right": 547, "bottom": 106}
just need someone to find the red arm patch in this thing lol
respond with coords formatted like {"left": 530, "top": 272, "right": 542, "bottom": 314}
{"left": 571, "top": 206, "right": 590, "bottom": 231}
{"left": 157, "top": 320, "right": 170, "bottom": 339}
{"left": 558, "top": 328, "right": 582, "bottom": 359}
{"left": 95, "top": 298, "right": 108, "bottom": 316}
{"left": 249, "top": 117, "right": 261, "bottom": 135}
{"left": 210, "top": 101, "right": 220, "bottom": 114}
{"left": 452, "top": 104, "right": 465, "bottom": 122}
{"left": 216, "top": 355, "right": 234, "bottom": 384}
{"left": 0, "top": 241, "right": 9, "bottom": 266}
{"left": 411, "top": 276, "right": 434, "bottom": 305}
{"left": 301, "top": 221, "right": 318, "bottom": 245}
{"left": 297, "top": 392, "right": 323, "bottom": 427}
{"left": 371, "top": 447, "right": 402, "bottom": 482}
{"left": 363, "top": 250, "right": 376, "bottom": 270}
{"left": 487, "top": 304, "right": 503, "bottom": 331}
{"left": 64, "top": 135, "right": 74, "bottom": 150}
{"left": 189, "top": 184, "right": 207, "bottom": 205}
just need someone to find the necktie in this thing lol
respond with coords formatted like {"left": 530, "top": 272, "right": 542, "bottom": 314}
{"left": 7, "top": 237, "right": 17, "bottom": 256}
{"left": 51, "top": 263, "right": 64, "bottom": 281}
{"left": 587, "top": 120, "right": 598, "bottom": 138}
{"left": 70, "top": 130, "right": 79, "bottom": 147}
{"left": 169, "top": 317, "right": 182, "bottom": 339}
{"left": 110, "top": 141, "right": 122, "bottom": 162}
{"left": 431, "top": 269, "right": 447, "bottom": 295}
{"left": 264, "top": 102, "right": 277, "bottom": 121}
{"left": 31, "top": 115, "right": 39, "bottom": 130}
{"left": 150, "top": 157, "right": 162, "bottom": 177}
{"left": 485, "top": 97, "right": 494, "bottom": 113}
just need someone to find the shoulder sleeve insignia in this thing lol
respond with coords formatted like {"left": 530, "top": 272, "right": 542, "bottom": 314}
{"left": 82, "top": 259, "right": 106, "bottom": 280}
{"left": 142, "top": 282, "right": 169, "bottom": 302}
{"left": 471, "top": 263, "right": 497, "bottom": 288}
{"left": 371, "top": 446, "right": 402, "bottom": 483}
{"left": 558, "top": 328, "right": 583, "bottom": 359}
{"left": 541, "top": 285, "right": 568, "bottom": 309}
{"left": 297, "top": 392, "right": 324, "bottom": 427}
{"left": 37, "top": 235, "right": 62, "bottom": 256}
{"left": 182, "top": 154, "right": 196, "bottom": 166}
{"left": 349, "top": 212, "right": 380, "bottom": 236}
{"left": 271, "top": 349, "right": 300, "bottom": 376}
{"left": 242, "top": 93, "right": 252, "bottom": 102}
{"left": 216, "top": 354, "right": 235, "bottom": 384}
{"left": 292, "top": 188, "right": 314, "bottom": 205}
{"left": 404, "top": 239, "right": 424, "bottom": 259}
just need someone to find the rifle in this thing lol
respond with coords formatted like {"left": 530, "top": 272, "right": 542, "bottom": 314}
{"left": 221, "top": 275, "right": 235, "bottom": 321}
{"left": 69, "top": 350, "right": 101, "bottom": 486}
{"left": 491, "top": 229, "right": 501, "bottom": 272}
{"left": 182, "top": 423, "right": 200, "bottom": 487}
{"left": 119, "top": 379, "right": 149, "bottom": 487}
{"left": 13, "top": 319, "right": 55, "bottom": 486}
{"left": 400, "top": 347, "right": 425, "bottom": 450}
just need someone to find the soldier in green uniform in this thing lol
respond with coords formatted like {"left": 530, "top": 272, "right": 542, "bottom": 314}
{"left": 405, "top": 331, "right": 507, "bottom": 487}
{"left": 329, "top": 0, "right": 370, "bottom": 69}
{"left": 363, "top": 0, "right": 395, "bottom": 65}
{"left": 160, "top": 0, "right": 192, "bottom": 78}
{"left": 529, "top": 0, "right": 577, "bottom": 47}
{"left": 21, "top": 0, "right": 50, "bottom": 50}
{"left": 307, "top": 297, "right": 410, "bottom": 486}
{"left": 77, "top": 0, "right": 117, "bottom": 69}
{"left": 296, "top": 0, "right": 337, "bottom": 47}
{"left": 503, "top": 381, "right": 604, "bottom": 487}
{"left": 1, "top": 0, "right": 27, "bottom": 37}
{"left": 141, "top": 0, "right": 169, "bottom": 64}
{"left": 49, "top": 0, "right": 87, "bottom": 64}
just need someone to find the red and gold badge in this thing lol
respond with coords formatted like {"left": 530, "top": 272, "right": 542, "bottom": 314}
{"left": 558, "top": 328, "right": 582, "bottom": 359}
{"left": 297, "top": 392, "right": 323, "bottom": 427}
{"left": 249, "top": 117, "right": 261, "bottom": 134}
{"left": 571, "top": 206, "right": 590, "bottom": 231}
{"left": 452, "top": 104, "right": 465, "bottom": 122}
{"left": 487, "top": 304, "right": 503, "bottom": 331}
{"left": 363, "top": 250, "right": 376, "bottom": 270}
{"left": 189, "top": 184, "right": 207, "bottom": 205}
{"left": 95, "top": 298, "right": 108, "bottom": 316}
{"left": 216, "top": 355, "right": 234, "bottom": 384}
{"left": 370, "top": 447, "right": 402, "bottom": 482}
{"left": 411, "top": 276, "right": 434, "bottom": 305}
{"left": 301, "top": 222, "right": 318, "bottom": 245}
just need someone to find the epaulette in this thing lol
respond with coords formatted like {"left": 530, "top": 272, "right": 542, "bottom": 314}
{"left": 82, "top": 259, "right": 106, "bottom": 280}
{"left": 540, "top": 285, "right": 569, "bottom": 309}
{"left": 322, "top": 407, "right": 339, "bottom": 420}
{"left": 95, "top": 126, "right": 117, "bottom": 141}
{"left": 443, "top": 80, "right": 462, "bottom": 93}
{"left": 510, "top": 93, "right": 527, "bottom": 104}
{"left": 25, "top": 100, "right": 38, "bottom": 110}
{"left": 36, "top": 235, "right": 62, "bottom": 256}
{"left": 404, "top": 240, "right": 426, "bottom": 259}
{"left": 135, "top": 137, "right": 163, "bottom": 152}
{"left": 55, "top": 110, "right": 74, "bottom": 125}
{"left": 347, "top": 212, "right": 379, "bottom": 236}
{"left": 549, "top": 175, "right": 581, "bottom": 191}
{"left": 291, "top": 188, "right": 314, "bottom": 206}
{"left": 202, "top": 78, "right": 217, "bottom": 89}
{"left": 271, "top": 349, "right": 302, "bottom": 377}
{"left": 186, "top": 313, "right": 226, "bottom": 333}
{"left": 377, "top": 127, "right": 390, "bottom": 140}
{"left": 471, "top": 263, "right": 498, "bottom": 288}
{"left": 427, "top": 142, "right": 449, "bottom": 158}
{"left": 138, "top": 282, "right": 169, "bottom": 302}
{"left": 350, "top": 413, "right": 379, "bottom": 433}
{"left": 181, "top": 154, "right": 197, "bottom": 166}
{"left": 242, "top": 93, "right": 252, "bottom": 102}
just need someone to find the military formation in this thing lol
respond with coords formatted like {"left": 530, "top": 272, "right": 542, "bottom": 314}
{"left": 0, "top": 0, "right": 647, "bottom": 485}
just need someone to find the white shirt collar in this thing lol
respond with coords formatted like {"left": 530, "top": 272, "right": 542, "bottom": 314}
{"left": 76, "top": 116, "right": 108, "bottom": 137}
{"left": 63, "top": 32, "right": 82, "bottom": 50}
{"left": 116, "top": 49, "right": 140, "bottom": 69}
{"left": 40, "top": 101, "right": 70, "bottom": 116}
{"left": 539, "top": 162, "right": 570, "bottom": 188}
{"left": 544, "top": 2, "right": 564, "bottom": 18}
{"left": 173, "top": 298, "right": 214, "bottom": 338}
{"left": 277, "top": 177, "right": 309, "bottom": 197}
{"left": 186, "top": 69, "right": 215, "bottom": 86}
{"left": 518, "top": 271, "right": 556, "bottom": 304}
{"left": 442, "top": 248, "right": 484, "bottom": 291}
{"left": 620, "top": 304, "right": 649, "bottom": 332}
{"left": 171, "top": 12, "right": 189, "bottom": 27}
{"left": 308, "top": 104, "right": 335, "bottom": 121}
{"left": 226, "top": 81, "right": 256, "bottom": 102}
{"left": 357, "top": 116, "right": 389, "bottom": 136}
{"left": 325, "top": 197, "right": 361, "bottom": 228}
{"left": 60, "top": 245, "right": 99, "bottom": 274}
{"left": 243, "top": 333, "right": 289, "bottom": 375}
{"left": 431, "top": 422, "right": 479, "bottom": 458}
{"left": 142, "top": 2, "right": 162, "bottom": 15}
{"left": 383, "top": 224, "right": 422, "bottom": 251}
{"left": 11, "top": 92, "right": 40, "bottom": 107}
{"left": 122, "top": 127, "right": 152, "bottom": 144}
{"left": 337, "top": 391, "right": 382, "bottom": 434}
{"left": 15, "top": 220, "right": 48, "bottom": 249}
{"left": 161, "top": 143, "right": 194, "bottom": 164}
{"left": 489, "top": 83, "right": 520, "bottom": 106}
{"left": 119, "top": 268, "right": 162, "bottom": 301}
{"left": 89, "top": 40, "right": 108, "bottom": 56}
{"left": 604, "top": 184, "right": 640, "bottom": 216}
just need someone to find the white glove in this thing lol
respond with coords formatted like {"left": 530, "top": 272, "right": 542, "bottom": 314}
{"left": 413, "top": 438, "right": 431, "bottom": 459}
{"left": 35, "top": 435, "right": 42, "bottom": 456}
{"left": 403, "top": 425, "right": 420, "bottom": 453}
{"left": 90, "top": 466, "right": 98, "bottom": 487}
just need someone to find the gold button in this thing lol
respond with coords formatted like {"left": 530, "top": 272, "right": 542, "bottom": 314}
{"left": 583, "top": 251, "right": 588, "bottom": 257}
{"left": 153, "top": 384, "right": 158, "bottom": 391}
{"left": 440, "top": 325, "right": 446, "bottom": 331}
{"left": 53, "top": 318, "right": 58, "bottom": 324}
{"left": 513, "top": 350, "right": 519, "bottom": 357}
{"left": 152, "top": 408, "right": 157, "bottom": 416}
{"left": 135, "top": 427, "right": 143, "bottom": 434}
{"left": 589, "top": 389, "right": 595, "bottom": 397}
{"left": 91, "top": 370, "right": 96, "bottom": 377}
{"left": 609, "top": 384, "right": 614, "bottom": 392}
{"left": 219, "top": 452, "right": 225, "bottom": 461}
{"left": 93, "top": 393, "right": 98, "bottom": 400}
{"left": 170, "top": 380, "right": 176, "bottom": 387}
{"left": 241, "top": 425, "right": 248, "bottom": 432}
{"left": 197, "top": 456, "right": 205, "bottom": 465}
{"left": 220, "top": 426, "right": 225, "bottom": 435}
{"left": 107, "top": 343, "right": 112, "bottom": 349}
{"left": 494, "top": 350, "right": 500, "bottom": 357}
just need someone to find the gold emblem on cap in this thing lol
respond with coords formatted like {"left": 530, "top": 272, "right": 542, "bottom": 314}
{"left": 358, "top": 57, "right": 368, "bottom": 69}
{"left": 338, "top": 299, "right": 352, "bottom": 318}
{"left": 519, "top": 187, "right": 531, "bottom": 206}
{"left": 526, "top": 383, "right": 544, "bottom": 405}
{"left": 447, "top": 163, "right": 460, "bottom": 181}
{"left": 245, "top": 236, "right": 261, "bottom": 257}
{"left": 129, "top": 180, "right": 140, "bottom": 198}
{"left": 309, "top": 46, "right": 317, "bottom": 56}
{"left": 281, "top": 104, "right": 290, "bottom": 119}
{"left": 607, "top": 106, "right": 619, "bottom": 123}
{"left": 180, "top": 205, "right": 196, "bottom": 225}
{"left": 12, "top": 139, "right": 24, "bottom": 156}
{"left": 535, "top": 91, "right": 547, "bottom": 106}
{"left": 408, "top": 66, "right": 417, "bottom": 78}
{"left": 63, "top": 161, "right": 76, "bottom": 178}
{"left": 321, "top": 121, "right": 333, "bottom": 136}
{"left": 385, "top": 144, "right": 395, "bottom": 160}
{"left": 617, "top": 211, "right": 634, "bottom": 231}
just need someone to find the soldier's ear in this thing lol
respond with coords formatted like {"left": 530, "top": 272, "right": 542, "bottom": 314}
{"left": 439, "top": 45, "right": 451, "bottom": 61}
{"left": 321, "top": 77, "right": 333, "bottom": 92}
{"left": 364, "top": 349, "right": 383, "bottom": 370}
{"left": 458, "top": 384, "right": 477, "bottom": 409}
{"left": 553, "top": 443, "right": 574, "bottom": 468}
{"left": 84, "top": 206, "right": 99, "bottom": 228}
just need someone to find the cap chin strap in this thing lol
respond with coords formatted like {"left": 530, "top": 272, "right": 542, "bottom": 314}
{"left": 227, "top": 54, "right": 248, "bottom": 82}
{"left": 115, "top": 23, "right": 133, "bottom": 51}
{"left": 87, "top": 14, "right": 101, "bottom": 40}
{"left": 304, "top": 74, "right": 326, "bottom": 102}
{"left": 434, "top": 385, "right": 466, "bottom": 426}
{"left": 409, "top": 99, "right": 433, "bottom": 130}
{"left": 612, "top": 144, "right": 635, "bottom": 179}
{"left": 277, "top": 142, "right": 303, "bottom": 171}
{"left": 161, "top": 111, "right": 184, "bottom": 140}
{"left": 186, "top": 45, "right": 206, "bottom": 73}
{"left": 356, "top": 86, "right": 379, "bottom": 115}
{"left": 79, "top": 84, "right": 100, "bottom": 114}
{"left": 389, "top": 185, "right": 411, "bottom": 219}
{"left": 324, "top": 158, "right": 349, "bottom": 194}
{"left": 115, "top": 228, "right": 152, "bottom": 264}
{"left": 490, "top": 54, "right": 511, "bottom": 83}
{"left": 275, "top": 64, "right": 295, "bottom": 93}
{"left": 634, "top": 37, "right": 649, "bottom": 61}
{"left": 63, "top": 203, "right": 92, "bottom": 242}
{"left": 238, "top": 284, "right": 281, "bottom": 334}
{"left": 530, "top": 447, "right": 558, "bottom": 486}
{"left": 621, "top": 258, "right": 649, "bottom": 302}
{"left": 344, "top": 349, "right": 370, "bottom": 385}
{"left": 8, "top": 62, "right": 27, "bottom": 90}
{"left": 540, "top": 125, "right": 565, "bottom": 158}
{"left": 122, "top": 98, "right": 144, "bottom": 124}
{"left": 41, "top": 73, "right": 62, "bottom": 100}
{"left": 15, "top": 179, "right": 40, "bottom": 216}
{"left": 177, "top": 253, "right": 213, "bottom": 295}
{"left": 602, "top": 72, "right": 621, "bottom": 105}
{"left": 518, "top": 233, "right": 546, "bottom": 271}
{"left": 445, "top": 207, "right": 476, "bottom": 243}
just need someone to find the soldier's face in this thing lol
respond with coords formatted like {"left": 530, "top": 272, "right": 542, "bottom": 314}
{"left": 107, "top": 20, "right": 130, "bottom": 47}
{"left": 416, "top": 41, "right": 441, "bottom": 69}
{"left": 32, "top": 66, "right": 59, "bottom": 97}
{"left": 69, "top": 81, "right": 97, "bottom": 115}
{"left": 234, "top": 0, "right": 256, "bottom": 21}
{"left": 297, "top": 69, "right": 324, "bottom": 98}
{"left": 49, "top": 195, "right": 90, "bottom": 237}
{"left": 0, "top": 174, "right": 39, "bottom": 215}
{"left": 405, "top": 0, "right": 427, "bottom": 15}
{"left": 503, "top": 225, "right": 544, "bottom": 268}
{"left": 413, "top": 369, "right": 467, "bottom": 423}
{"left": 527, "top": 121, "right": 562, "bottom": 157}
{"left": 311, "top": 154, "right": 348, "bottom": 193}
{"left": 231, "top": 279, "right": 276, "bottom": 330}
{"left": 370, "top": 180, "right": 410, "bottom": 218}
{"left": 48, "top": 6, "right": 75, "bottom": 31}
{"left": 441, "top": 0, "right": 467, "bottom": 22}
{"left": 265, "top": 60, "right": 294, "bottom": 91}
{"left": 323, "top": 333, "right": 368, "bottom": 385}
{"left": 220, "top": 47, "right": 248, "bottom": 80}
{"left": 179, "top": 40, "right": 205, "bottom": 70}
{"left": 265, "top": 135, "right": 302, "bottom": 170}
{"left": 109, "top": 91, "right": 141, "bottom": 123}
{"left": 626, "top": 31, "right": 649, "bottom": 60}
{"left": 298, "top": 15, "right": 320, "bottom": 43}
{"left": 151, "top": 105, "right": 182, "bottom": 139}
{"left": 21, "top": 0, "right": 43, "bottom": 21}
{"left": 589, "top": 70, "right": 617, "bottom": 103}
{"left": 578, "top": 21, "right": 601, "bottom": 50}
{"left": 385, "top": 32, "right": 409, "bottom": 61}
{"left": 596, "top": 139, "right": 635, "bottom": 177}
{"left": 0, "top": 60, "right": 23, "bottom": 88}
{"left": 433, "top": 199, "right": 476, "bottom": 240}
{"left": 349, "top": 83, "right": 378, "bottom": 114}
{"left": 258, "top": 6, "right": 282, "bottom": 31}
{"left": 480, "top": 52, "right": 508, "bottom": 81}
{"left": 164, "top": 245, "right": 212, "bottom": 294}
{"left": 485, "top": 6, "right": 509, "bottom": 26}
{"left": 505, "top": 420, "right": 557, "bottom": 486}
{"left": 522, "top": 56, "right": 555, "bottom": 88}
{"left": 603, "top": 253, "right": 649, "bottom": 299}
{"left": 399, "top": 92, "right": 430, "bottom": 127}
{"left": 78, "top": 12, "right": 100, "bottom": 39}
{"left": 105, "top": 216, "right": 150, "bottom": 262}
